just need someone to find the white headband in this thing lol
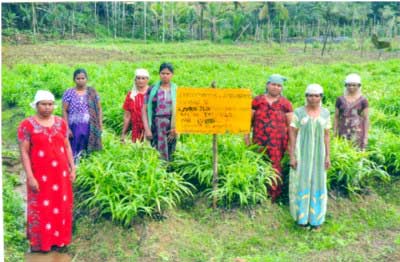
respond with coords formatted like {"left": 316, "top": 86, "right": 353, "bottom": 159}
{"left": 305, "top": 84, "right": 323, "bottom": 95}
{"left": 135, "top": 68, "right": 150, "bottom": 79}
{"left": 30, "top": 90, "right": 55, "bottom": 109}
{"left": 345, "top": 73, "right": 361, "bottom": 84}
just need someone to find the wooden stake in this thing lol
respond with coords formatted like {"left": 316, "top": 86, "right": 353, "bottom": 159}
{"left": 211, "top": 81, "right": 218, "bottom": 209}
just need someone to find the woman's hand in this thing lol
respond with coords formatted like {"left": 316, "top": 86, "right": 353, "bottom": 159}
{"left": 290, "top": 157, "right": 297, "bottom": 169}
{"left": 28, "top": 177, "right": 40, "bottom": 193}
{"left": 325, "top": 156, "right": 331, "bottom": 170}
{"left": 145, "top": 129, "right": 153, "bottom": 140}
{"left": 167, "top": 129, "right": 177, "bottom": 142}
{"left": 70, "top": 168, "right": 76, "bottom": 182}
{"left": 120, "top": 134, "right": 126, "bottom": 144}
{"left": 244, "top": 134, "right": 251, "bottom": 146}
{"left": 67, "top": 129, "right": 73, "bottom": 138}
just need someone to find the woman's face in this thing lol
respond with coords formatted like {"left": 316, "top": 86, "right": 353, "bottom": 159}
{"left": 135, "top": 76, "right": 149, "bottom": 88}
{"left": 266, "top": 82, "right": 282, "bottom": 97}
{"left": 74, "top": 73, "right": 87, "bottom": 88}
{"left": 159, "top": 69, "right": 173, "bottom": 84}
{"left": 306, "top": 94, "right": 322, "bottom": 106}
{"left": 36, "top": 100, "right": 54, "bottom": 117}
{"left": 346, "top": 83, "right": 360, "bottom": 94}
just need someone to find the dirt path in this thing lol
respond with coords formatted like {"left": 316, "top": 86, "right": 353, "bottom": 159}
{"left": 3, "top": 44, "right": 400, "bottom": 68}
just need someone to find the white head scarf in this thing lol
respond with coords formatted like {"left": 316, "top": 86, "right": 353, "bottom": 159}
{"left": 130, "top": 68, "right": 150, "bottom": 100}
{"left": 30, "top": 90, "right": 56, "bottom": 109}
{"left": 305, "top": 84, "right": 323, "bottom": 106}
{"left": 344, "top": 73, "right": 362, "bottom": 96}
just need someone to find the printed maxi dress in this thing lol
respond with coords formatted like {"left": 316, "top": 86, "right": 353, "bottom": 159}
{"left": 18, "top": 116, "right": 73, "bottom": 251}
{"left": 122, "top": 91, "right": 145, "bottom": 142}
{"left": 289, "top": 106, "right": 331, "bottom": 226}
{"left": 145, "top": 87, "right": 176, "bottom": 161}
{"left": 62, "top": 88, "right": 91, "bottom": 159}
{"left": 335, "top": 95, "right": 368, "bottom": 149}
{"left": 251, "top": 95, "right": 293, "bottom": 199}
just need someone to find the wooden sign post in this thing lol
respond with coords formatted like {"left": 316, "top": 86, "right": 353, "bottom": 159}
{"left": 176, "top": 86, "right": 252, "bottom": 208}
{"left": 211, "top": 81, "right": 218, "bottom": 209}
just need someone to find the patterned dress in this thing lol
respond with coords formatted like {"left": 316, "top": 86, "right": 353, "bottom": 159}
{"left": 289, "top": 106, "right": 331, "bottom": 226}
{"left": 62, "top": 88, "right": 100, "bottom": 158}
{"left": 252, "top": 95, "right": 293, "bottom": 199}
{"left": 145, "top": 86, "right": 176, "bottom": 161}
{"left": 18, "top": 116, "right": 73, "bottom": 251}
{"left": 123, "top": 91, "right": 145, "bottom": 142}
{"left": 335, "top": 96, "right": 368, "bottom": 149}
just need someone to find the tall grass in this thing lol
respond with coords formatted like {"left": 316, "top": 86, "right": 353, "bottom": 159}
{"left": 328, "top": 137, "right": 390, "bottom": 195}
{"left": 3, "top": 170, "right": 27, "bottom": 262}
{"left": 173, "top": 135, "right": 277, "bottom": 207}
{"left": 368, "top": 129, "right": 400, "bottom": 176}
{"left": 75, "top": 131, "right": 193, "bottom": 226}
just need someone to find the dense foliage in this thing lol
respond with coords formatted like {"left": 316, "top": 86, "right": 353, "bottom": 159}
{"left": 75, "top": 131, "right": 193, "bottom": 226}
{"left": 173, "top": 135, "right": 277, "bottom": 207}
{"left": 3, "top": 170, "right": 28, "bottom": 262}
{"left": 2, "top": 2, "right": 399, "bottom": 43}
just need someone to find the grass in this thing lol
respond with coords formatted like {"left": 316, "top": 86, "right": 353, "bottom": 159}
{"left": 2, "top": 170, "right": 28, "bottom": 262}
{"left": 68, "top": 188, "right": 400, "bottom": 262}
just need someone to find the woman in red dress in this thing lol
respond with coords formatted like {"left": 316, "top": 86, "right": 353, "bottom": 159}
{"left": 245, "top": 74, "right": 293, "bottom": 202}
{"left": 18, "top": 90, "right": 76, "bottom": 252}
{"left": 121, "top": 69, "right": 150, "bottom": 143}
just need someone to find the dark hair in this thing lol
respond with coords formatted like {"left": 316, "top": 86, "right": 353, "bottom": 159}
{"left": 159, "top": 62, "right": 174, "bottom": 74}
{"left": 73, "top": 68, "right": 88, "bottom": 81}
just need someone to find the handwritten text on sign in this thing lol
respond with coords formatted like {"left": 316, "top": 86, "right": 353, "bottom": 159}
{"left": 176, "top": 88, "right": 252, "bottom": 134}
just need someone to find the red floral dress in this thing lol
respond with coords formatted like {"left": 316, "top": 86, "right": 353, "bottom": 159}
{"left": 18, "top": 116, "right": 73, "bottom": 251}
{"left": 252, "top": 95, "right": 293, "bottom": 198}
{"left": 123, "top": 91, "right": 145, "bottom": 142}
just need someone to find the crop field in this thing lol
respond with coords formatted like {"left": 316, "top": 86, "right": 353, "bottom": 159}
{"left": 2, "top": 41, "right": 400, "bottom": 262}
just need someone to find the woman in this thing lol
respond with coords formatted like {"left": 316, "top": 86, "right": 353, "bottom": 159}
{"left": 121, "top": 69, "right": 150, "bottom": 143}
{"left": 62, "top": 68, "right": 102, "bottom": 162}
{"left": 289, "top": 84, "right": 331, "bottom": 231}
{"left": 142, "top": 62, "right": 178, "bottom": 161}
{"left": 245, "top": 74, "right": 293, "bottom": 202}
{"left": 18, "top": 90, "right": 76, "bottom": 252}
{"left": 334, "top": 73, "right": 369, "bottom": 150}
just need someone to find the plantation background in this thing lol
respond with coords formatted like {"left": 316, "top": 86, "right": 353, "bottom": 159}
{"left": 2, "top": 2, "right": 400, "bottom": 262}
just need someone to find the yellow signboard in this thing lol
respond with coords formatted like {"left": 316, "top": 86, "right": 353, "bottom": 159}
{"left": 176, "top": 88, "right": 252, "bottom": 134}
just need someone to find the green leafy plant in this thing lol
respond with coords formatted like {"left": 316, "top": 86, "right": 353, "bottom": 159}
{"left": 173, "top": 135, "right": 278, "bottom": 207}
{"left": 328, "top": 137, "right": 390, "bottom": 195}
{"left": 3, "top": 170, "right": 28, "bottom": 262}
{"left": 75, "top": 131, "right": 194, "bottom": 226}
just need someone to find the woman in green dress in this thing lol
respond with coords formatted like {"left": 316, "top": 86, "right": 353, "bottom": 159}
{"left": 288, "top": 84, "right": 331, "bottom": 230}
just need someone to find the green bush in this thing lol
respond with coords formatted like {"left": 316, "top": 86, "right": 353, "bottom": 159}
{"left": 3, "top": 170, "right": 28, "bottom": 262}
{"left": 75, "top": 131, "right": 193, "bottom": 226}
{"left": 368, "top": 129, "right": 400, "bottom": 176}
{"left": 173, "top": 135, "right": 278, "bottom": 207}
{"left": 328, "top": 137, "right": 390, "bottom": 195}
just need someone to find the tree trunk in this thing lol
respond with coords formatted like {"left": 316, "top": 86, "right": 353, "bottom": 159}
{"left": 131, "top": 5, "right": 135, "bottom": 39}
{"left": 31, "top": 3, "right": 37, "bottom": 35}
{"left": 113, "top": 1, "right": 117, "bottom": 38}
{"left": 122, "top": 2, "right": 125, "bottom": 36}
{"left": 170, "top": 3, "right": 174, "bottom": 41}
{"left": 321, "top": 21, "right": 330, "bottom": 57}
{"left": 162, "top": 2, "right": 165, "bottom": 43}
{"left": 106, "top": 2, "right": 110, "bottom": 36}
{"left": 144, "top": 2, "right": 147, "bottom": 43}
{"left": 71, "top": 3, "right": 75, "bottom": 37}
{"left": 200, "top": 4, "right": 204, "bottom": 40}
{"left": 235, "top": 23, "right": 251, "bottom": 42}
{"left": 94, "top": 2, "right": 97, "bottom": 37}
